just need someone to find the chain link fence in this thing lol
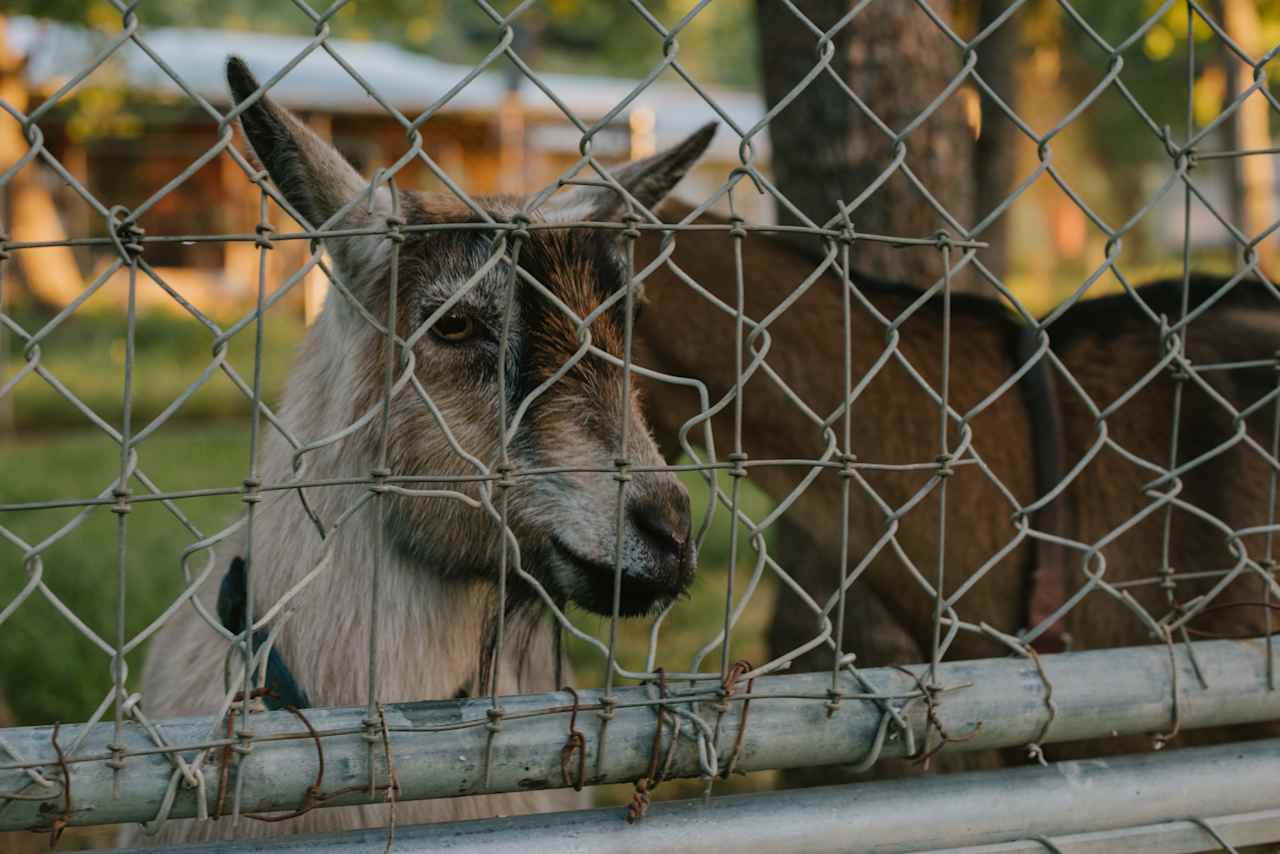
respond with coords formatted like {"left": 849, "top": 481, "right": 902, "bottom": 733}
{"left": 2, "top": 1, "right": 1280, "bottom": 851}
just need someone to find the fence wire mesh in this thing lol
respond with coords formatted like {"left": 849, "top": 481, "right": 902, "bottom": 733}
{"left": 2, "top": 1, "right": 1280, "bottom": 851}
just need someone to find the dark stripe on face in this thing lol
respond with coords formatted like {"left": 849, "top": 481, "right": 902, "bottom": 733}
{"left": 516, "top": 229, "right": 628, "bottom": 376}
{"left": 513, "top": 228, "right": 632, "bottom": 444}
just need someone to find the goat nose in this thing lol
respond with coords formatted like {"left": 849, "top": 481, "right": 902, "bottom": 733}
{"left": 629, "top": 490, "right": 690, "bottom": 560}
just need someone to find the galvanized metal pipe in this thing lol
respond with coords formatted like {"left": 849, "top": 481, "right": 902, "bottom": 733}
{"left": 106, "top": 739, "right": 1280, "bottom": 854}
{"left": 3, "top": 637, "right": 1279, "bottom": 831}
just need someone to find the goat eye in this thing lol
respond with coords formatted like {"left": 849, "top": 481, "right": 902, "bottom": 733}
{"left": 431, "top": 312, "right": 477, "bottom": 343}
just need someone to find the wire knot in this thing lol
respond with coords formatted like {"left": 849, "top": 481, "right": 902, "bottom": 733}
{"left": 626, "top": 776, "right": 652, "bottom": 823}
{"left": 254, "top": 222, "right": 275, "bottom": 250}
{"left": 720, "top": 660, "right": 755, "bottom": 777}
{"left": 934, "top": 454, "right": 955, "bottom": 479}
{"left": 728, "top": 215, "right": 747, "bottom": 241}
{"left": 495, "top": 464, "right": 516, "bottom": 491}
{"left": 620, "top": 211, "right": 643, "bottom": 241}
{"left": 509, "top": 213, "right": 531, "bottom": 244}
{"left": 110, "top": 210, "right": 146, "bottom": 263}
{"left": 111, "top": 486, "right": 131, "bottom": 516}
{"left": 119, "top": 227, "right": 144, "bottom": 258}
{"left": 232, "top": 728, "right": 255, "bottom": 756}
{"left": 485, "top": 707, "right": 505, "bottom": 734}
{"left": 838, "top": 452, "right": 857, "bottom": 479}
{"left": 383, "top": 214, "right": 406, "bottom": 245}
{"left": 728, "top": 451, "right": 748, "bottom": 479}
{"left": 712, "top": 686, "right": 730, "bottom": 716}
{"left": 824, "top": 687, "right": 844, "bottom": 718}
{"left": 107, "top": 742, "right": 127, "bottom": 771}
{"left": 613, "top": 457, "right": 632, "bottom": 484}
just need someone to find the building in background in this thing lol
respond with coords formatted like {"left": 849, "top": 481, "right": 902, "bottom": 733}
{"left": 5, "top": 17, "right": 770, "bottom": 321}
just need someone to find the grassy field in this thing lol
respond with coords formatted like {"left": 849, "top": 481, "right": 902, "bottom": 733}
{"left": 2, "top": 305, "right": 305, "bottom": 432}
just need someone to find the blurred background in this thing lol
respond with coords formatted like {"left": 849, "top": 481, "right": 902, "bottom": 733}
{"left": 2, "top": 0, "right": 1279, "bottom": 841}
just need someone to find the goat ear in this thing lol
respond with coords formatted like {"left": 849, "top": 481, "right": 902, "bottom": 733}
{"left": 551, "top": 122, "right": 717, "bottom": 221}
{"left": 226, "top": 56, "right": 389, "bottom": 267}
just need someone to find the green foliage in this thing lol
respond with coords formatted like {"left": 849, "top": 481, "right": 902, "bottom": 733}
{"left": 1052, "top": 1, "right": 1280, "bottom": 166}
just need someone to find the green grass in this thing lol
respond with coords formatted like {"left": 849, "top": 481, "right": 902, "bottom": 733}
{"left": 2, "top": 305, "right": 305, "bottom": 431}
{"left": 0, "top": 425, "right": 253, "bottom": 726}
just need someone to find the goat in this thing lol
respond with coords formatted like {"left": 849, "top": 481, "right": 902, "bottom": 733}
{"left": 636, "top": 203, "right": 1280, "bottom": 769}
{"left": 120, "top": 58, "right": 708, "bottom": 845}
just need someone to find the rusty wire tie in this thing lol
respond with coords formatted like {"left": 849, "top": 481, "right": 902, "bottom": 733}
{"left": 721, "top": 659, "right": 756, "bottom": 780}
{"left": 32, "top": 721, "right": 73, "bottom": 845}
{"left": 888, "top": 665, "right": 981, "bottom": 770}
{"left": 559, "top": 686, "right": 587, "bottom": 792}
{"left": 212, "top": 686, "right": 273, "bottom": 821}
{"left": 626, "top": 668, "right": 671, "bottom": 824}
{"left": 246, "top": 703, "right": 326, "bottom": 823}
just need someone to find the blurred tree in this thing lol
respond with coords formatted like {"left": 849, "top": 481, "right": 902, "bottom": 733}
{"left": 972, "top": 0, "right": 1019, "bottom": 285}
{"left": 1052, "top": 0, "right": 1280, "bottom": 273}
{"left": 1222, "top": 0, "right": 1276, "bottom": 276}
{"left": 754, "top": 1, "right": 976, "bottom": 289}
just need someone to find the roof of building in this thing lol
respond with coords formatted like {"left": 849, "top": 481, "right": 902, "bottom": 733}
{"left": 9, "top": 16, "right": 768, "bottom": 158}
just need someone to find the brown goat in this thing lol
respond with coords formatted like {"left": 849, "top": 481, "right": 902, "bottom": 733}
{"left": 636, "top": 202, "right": 1280, "bottom": 767}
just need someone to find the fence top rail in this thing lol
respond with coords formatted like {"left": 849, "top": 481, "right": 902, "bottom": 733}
{"left": 1, "top": 636, "right": 1277, "bottom": 832}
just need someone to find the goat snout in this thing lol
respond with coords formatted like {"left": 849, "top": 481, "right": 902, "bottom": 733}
{"left": 549, "top": 475, "right": 696, "bottom": 617}
{"left": 629, "top": 488, "right": 691, "bottom": 561}
{"left": 609, "top": 479, "right": 696, "bottom": 614}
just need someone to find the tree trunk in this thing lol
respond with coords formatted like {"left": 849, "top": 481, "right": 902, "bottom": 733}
{"left": 752, "top": 0, "right": 983, "bottom": 787}
{"left": 754, "top": 0, "right": 976, "bottom": 287}
{"left": 1221, "top": 0, "right": 1276, "bottom": 279}
{"left": 973, "top": 0, "right": 1017, "bottom": 285}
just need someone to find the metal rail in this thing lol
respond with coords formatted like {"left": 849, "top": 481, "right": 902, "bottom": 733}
{"left": 2, "top": 636, "right": 1278, "bottom": 831}
{"left": 105, "top": 738, "right": 1280, "bottom": 854}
